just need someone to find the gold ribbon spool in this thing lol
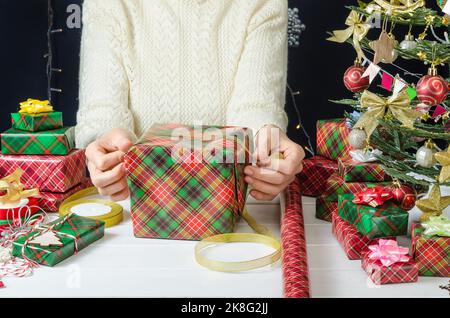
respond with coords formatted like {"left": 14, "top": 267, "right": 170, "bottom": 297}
{"left": 59, "top": 187, "right": 123, "bottom": 228}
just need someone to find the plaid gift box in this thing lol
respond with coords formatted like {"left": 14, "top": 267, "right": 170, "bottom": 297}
{"left": 12, "top": 214, "right": 104, "bottom": 267}
{"left": 11, "top": 112, "right": 63, "bottom": 132}
{"left": 324, "top": 173, "right": 388, "bottom": 202}
{"left": 361, "top": 251, "right": 418, "bottom": 285}
{"left": 316, "top": 195, "right": 337, "bottom": 222}
{"left": 125, "top": 124, "right": 252, "bottom": 241}
{"left": 316, "top": 119, "right": 351, "bottom": 160}
{"left": 331, "top": 210, "right": 394, "bottom": 260}
{"left": 298, "top": 156, "right": 338, "bottom": 197}
{"left": 1, "top": 127, "right": 75, "bottom": 155}
{"left": 39, "top": 179, "right": 92, "bottom": 212}
{"left": 0, "top": 149, "right": 86, "bottom": 193}
{"left": 338, "top": 194, "right": 408, "bottom": 239}
{"left": 338, "top": 158, "right": 390, "bottom": 183}
{"left": 412, "top": 223, "right": 450, "bottom": 277}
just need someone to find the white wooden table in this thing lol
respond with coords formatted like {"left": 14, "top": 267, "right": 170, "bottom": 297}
{"left": 303, "top": 196, "right": 450, "bottom": 298}
{"left": 1, "top": 198, "right": 283, "bottom": 298}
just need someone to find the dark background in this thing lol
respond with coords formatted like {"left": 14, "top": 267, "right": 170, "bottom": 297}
{"left": 0, "top": 0, "right": 440, "bottom": 151}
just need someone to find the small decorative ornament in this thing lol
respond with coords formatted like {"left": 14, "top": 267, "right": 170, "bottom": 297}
{"left": 369, "top": 31, "right": 398, "bottom": 65}
{"left": 348, "top": 127, "right": 368, "bottom": 149}
{"left": 435, "top": 147, "right": 450, "bottom": 183}
{"left": 416, "top": 68, "right": 449, "bottom": 106}
{"left": 374, "top": 0, "right": 425, "bottom": 14}
{"left": 390, "top": 182, "right": 417, "bottom": 210}
{"left": 416, "top": 140, "right": 437, "bottom": 168}
{"left": 29, "top": 231, "right": 63, "bottom": 247}
{"left": 399, "top": 34, "right": 417, "bottom": 53}
{"left": 350, "top": 149, "right": 383, "bottom": 163}
{"left": 416, "top": 185, "right": 450, "bottom": 221}
{"left": 343, "top": 63, "right": 370, "bottom": 93}
{"left": 416, "top": 103, "right": 432, "bottom": 114}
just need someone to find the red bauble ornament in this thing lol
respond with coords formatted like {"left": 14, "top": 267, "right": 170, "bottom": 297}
{"left": 390, "top": 184, "right": 417, "bottom": 211}
{"left": 416, "top": 69, "right": 449, "bottom": 106}
{"left": 343, "top": 64, "right": 370, "bottom": 93}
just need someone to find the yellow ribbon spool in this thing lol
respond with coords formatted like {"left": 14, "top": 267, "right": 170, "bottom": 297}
{"left": 59, "top": 187, "right": 123, "bottom": 228}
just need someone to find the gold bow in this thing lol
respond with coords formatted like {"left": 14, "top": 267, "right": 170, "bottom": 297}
{"left": 327, "top": 10, "right": 371, "bottom": 61}
{"left": 374, "top": 0, "right": 425, "bottom": 14}
{"left": 19, "top": 99, "right": 53, "bottom": 115}
{"left": 0, "top": 169, "right": 39, "bottom": 205}
{"left": 354, "top": 90, "right": 421, "bottom": 137}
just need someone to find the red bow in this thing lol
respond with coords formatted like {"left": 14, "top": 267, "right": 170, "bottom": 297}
{"left": 352, "top": 186, "right": 393, "bottom": 207}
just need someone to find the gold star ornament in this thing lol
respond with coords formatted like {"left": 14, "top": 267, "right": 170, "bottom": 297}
{"left": 369, "top": 31, "right": 397, "bottom": 65}
{"left": 435, "top": 147, "right": 450, "bottom": 184}
{"left": 416, "top": 185, "right": 450, "bottom": 222}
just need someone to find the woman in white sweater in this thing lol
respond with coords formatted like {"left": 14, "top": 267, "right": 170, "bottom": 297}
{"left": 77, "top": 0, "right": 304, "bottom": 201}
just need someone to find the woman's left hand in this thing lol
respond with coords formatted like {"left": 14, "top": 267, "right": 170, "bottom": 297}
{"left": 244, "top": 125, "right": 305, "bottom": 201}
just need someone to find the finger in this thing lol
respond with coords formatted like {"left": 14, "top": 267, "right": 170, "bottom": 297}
{"left": 249, "top": 190, "right": 277, "bottom": 202}
{"left": 98, "top": 130, "right": 133, "bottom": 153}
{"left": 92, "top": 150, "right": 125, "bottom": 172}
{"left": 244, "top": 166, "right": 288, "bottom": 185}
{"left": 110, "top": 188, "right": 130, "bottom": 202}
{"left": 97, "top": 178, "right": 128, "bottom": 197}
{"left": 245, "top": 176, "right": 288, "bottom": 196}
{"left": 91, "top": 163, "right": 126, "bottom": 188}
{"left": 264, "top": 158, "right": 299, "bottom": 176}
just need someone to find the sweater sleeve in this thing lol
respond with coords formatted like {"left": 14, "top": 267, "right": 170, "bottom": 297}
{"left": 76, "top": 0, "right": 136, "bottom": 149}
{"left": 226, "top": 0, "right": 289, "bottom": 135}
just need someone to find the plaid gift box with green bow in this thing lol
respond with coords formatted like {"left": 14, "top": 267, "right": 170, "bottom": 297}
{"left": 125, "top": 124, "right": 252, "bottom": 241}
{"left": 11, "top": 112, "right": 63, "bottom": 132}
{"left": 316, "top": 119, "right": 351, "bottom": 160}
{"left": 412, "top": 224, "right": 450, "bottom": 277}
{"left": 1, "top": 127, "right": 75, "bottom": 155}
{"left": 338, "top": 194, "right": 408, "bottom": 239}
{"left": 12, "top": 214, "right": 104, "bottom": 267}
{"left": 338, "top": 158, "right": 390, "bottom": 183}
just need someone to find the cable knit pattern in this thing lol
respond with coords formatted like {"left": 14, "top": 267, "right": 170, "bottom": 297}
{"left": 76, "top": 0, "right": 289, "bottom": 148}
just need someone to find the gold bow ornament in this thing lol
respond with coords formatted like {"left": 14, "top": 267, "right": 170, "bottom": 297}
{"left": 435, "top": 147, "right": 450, "bottom": 184}
{"left": 327, "top": 10, "right": 371, "bottom": 61}
{"left": 19, "top": 99, "right": 54, "bottom": 115}
{"left": 374, "top": 0, "right": 425, "bottom": 14}
{"left": 416, "top": 185, "right": 450, "bottom": 222}
{"left": 354, "top": 90, "right": 421, "bottom": 138}
{"left": 0, "top": 169, "right": 39, "bottom": 207}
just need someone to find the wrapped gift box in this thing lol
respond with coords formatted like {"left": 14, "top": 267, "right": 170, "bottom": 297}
{"left": 298, "top": 156, "right": 338, "bottom": 197}
{"left": 338, "top": 194, "right": 408, "bottom": 239}
{"left": 12, "top": 214, "right": 104, "bottom": 267}
{"left": 412, "top": 223, "right": 450, "bottom": 277}
{"left": 0, "top": 149, "right": 86, "bottom": 193}
{"left": 361, "top": 251, "right": 418, "bottom": 285}
{"left": 316, "top": 119, "right": 351, "bottom": 160}
{"left": 338, "top": 158, "right": 390, "bottom": 182}
{"left": 316, "top": 195, "right": 337, "bottom": 222}
{"left": 324, "top": 173, "right": 388, "bottom": 202}
{"left": 331, "top": 211, "right": 394, "bottom": 260}
{"left": 125, "top": 124, "right": 252, "bottom": 241}
{"left": 1, "top": 127, "right": 75, "bottom": 155}
{"left": 38, "top": 179, "right": 92, "bottom": 212}
{"left": 11, "top": 112, "right": 63, "bottom": 132}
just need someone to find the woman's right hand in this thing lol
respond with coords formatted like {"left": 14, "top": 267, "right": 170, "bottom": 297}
{"left": 85, "top": 128, "right": 134, "bottom": 201}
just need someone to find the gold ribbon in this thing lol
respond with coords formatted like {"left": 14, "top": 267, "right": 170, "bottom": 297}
{"left": 354, "top": 90, "right": 420, "bottom": 137}
{"left": 327, "top": 10, "right": 371, "bottom": 61}
{"left": 374, "top": 0, "right": 425, "bottom": 14}
{"left": 0, "top": 169, "right": 39, "bottom": 206}
{"left": 19, "top": 99, "right": 54, "bottom": 115}
{"left": 59, "top": 187, "right": 123, "bottom": 228}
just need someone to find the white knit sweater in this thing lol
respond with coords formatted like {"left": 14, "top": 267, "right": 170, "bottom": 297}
{"left": 76, "top": 0, "right": 289, "bottom": 148}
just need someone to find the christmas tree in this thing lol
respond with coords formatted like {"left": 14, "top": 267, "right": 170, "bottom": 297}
{"left": 328, "top": 0, "right": 450, "bottom": 220}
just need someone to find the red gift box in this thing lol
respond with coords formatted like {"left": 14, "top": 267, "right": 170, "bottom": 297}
{"left": 362, "top": 251, "right": 418, "bottom": 285}
{"left": 298, "top": 156, "right": 338, "bottom": 197}
{"left": 38, "top": 178, "right": 92, "bottom": 212}
{"left": 0, "top": 149, "right": 86, "bottom": 193}
{"left": 331, "top": 210, "right": 395, "bottom": 260}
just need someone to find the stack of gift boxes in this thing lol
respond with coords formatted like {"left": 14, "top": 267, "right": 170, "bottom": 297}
{"left": 298, "top": 118, "right": 450, "bottom": 284}
{"left": 0, "top": 100, "right": 89, "bottom": 214}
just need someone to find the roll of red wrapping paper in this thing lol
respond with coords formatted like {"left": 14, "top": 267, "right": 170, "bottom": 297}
{"left": 281, "top": 178, "right": 310, "bottom": 298}
{"left": 0, "top": 197, "right": 40, "bottom": 229}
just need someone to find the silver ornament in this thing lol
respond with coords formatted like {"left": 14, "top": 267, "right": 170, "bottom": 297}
{"left": 348, "top": 129, "right": 367, "bottom": 150}
{"left": 416, "top": 144, "right": 437, "bottom": 168}
{"left": 399, "top": 34, "right": 417, "bottom": 51}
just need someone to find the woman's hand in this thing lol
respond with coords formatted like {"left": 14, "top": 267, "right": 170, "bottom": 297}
{"left": 85, "top": 128, "right": 134, "bottom": 201}
{"left": 244, "top": 125, "right": 304, "bottom": 201}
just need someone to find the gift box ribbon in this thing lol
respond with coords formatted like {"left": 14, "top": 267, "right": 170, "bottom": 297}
{"left": 0, "top": 169, "right": 39, "bottom": 205}
{"left": 422, "top": 216, "right": 450, "bottom": 237}
{"left": 19, "top": 99, "right": 53, "bottom": 115}
{"left": 352, "top": 186, "right": 393, "bottom": 207}
{"left": 368, "top": 239, "right": 410, "bottom": 267}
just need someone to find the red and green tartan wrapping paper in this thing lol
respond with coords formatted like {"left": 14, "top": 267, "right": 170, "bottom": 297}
{"left": 1, "top": 127, "right": 75, "bottom": 155}
{"left": 12, "top": 214, "right": 104, "bottom": 267}
{"left": 38, "top": 179, "right": 92, "bottom": 212}
{"left": 11, "top": 112, "right": 63, "bottom": 132}
{"left": 125, "top": 124, "right": 252, "bottom": 241}
{"left": 361, "top": 252, "right": 418, "bottom": 285}
{"left": 297, "top": 156, "right": 338, "bottom": 197}
{"left": 412, "top": 223, "right": 450, "bottom": 277}
{"left": 338, "top": 158, "right": 390, "bottom": 183}
{"left": 316, "top": 119, "right": 351, "bottom": 161}
{"left": 338, "top": 194, "right": 408, "bottom": 239}
{"left": 0, "top": 149, "right": 86, "bottom": 193}
{"left": 316, "top": 195, "right": 337, "bottom": 222}
{"left": 331, "top": 211, "right": 395, "bottom": 260}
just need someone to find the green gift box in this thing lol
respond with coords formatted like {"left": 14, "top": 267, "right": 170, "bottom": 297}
{"left": 338, "top": 158, "right": 391, "bottom": 183}
{"left": 338, "top": 194, "right": 408, "bottom": 239}
{"left": 12, "top": 214, "right": 105, "bottom": 267}
{"left": 1, "top": 127, "right": 75, "bottom": 155}
{"left": 11, "top": 112, "right": 63, "bottom": 132}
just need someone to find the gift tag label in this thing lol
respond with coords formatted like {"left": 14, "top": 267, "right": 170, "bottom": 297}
{"left": 29, "top": 231, "right": 63, "bottom": 247}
